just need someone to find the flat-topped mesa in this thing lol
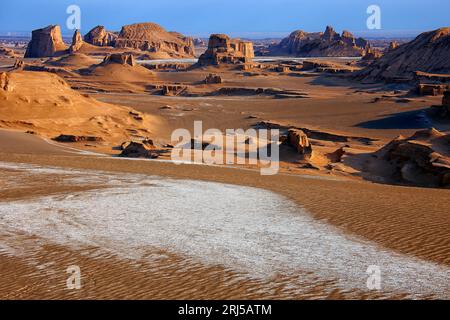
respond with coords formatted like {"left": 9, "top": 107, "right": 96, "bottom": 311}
{"left": 114, "top": 22, "right": 195, "bottom": 58}
{"left": 267, "top": 26, "right": 370, "bottom": 57}
{"left": 24, "top": 25, "right": 68, "bottom": 58}
{"left": 197, "top": 34, "right": 254, "bottom": 66}
{"left": 84, "top": 25, "right": 118, "bottom": 47}
{"left": 69, "top": 30, "right": 84, "bottom": 53}
{"left": 102, "top": 53, "right": 136, "bottom": 66}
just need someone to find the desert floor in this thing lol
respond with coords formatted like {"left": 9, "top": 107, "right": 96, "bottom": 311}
{"left": 0, "top": 64, "right": 449, "bottom": 299}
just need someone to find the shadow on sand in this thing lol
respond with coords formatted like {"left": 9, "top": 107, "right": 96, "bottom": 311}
{"left": 355, "top": 108, "right": 432, "bottom": 130}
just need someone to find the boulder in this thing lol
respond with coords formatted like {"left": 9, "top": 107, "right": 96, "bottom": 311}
{"left": 114, "top": 23, "right": 194, "bottom": 58}
{"left": 24, "top": 25, "right": 67, "bottom": 58}
{"left": 197, "top": 34, "right": 254, "bottom": 66}
{"left": 102, "top": 53, "right": 136, "bottom": 66}
{"left": 69, "top": 30, "right": 84, "bottom": 53}
{"left": 286, "top": 129, "right": 312, "bottom": 157}
{"left": 84, "top": 26, "right": 117, "bottom": 47}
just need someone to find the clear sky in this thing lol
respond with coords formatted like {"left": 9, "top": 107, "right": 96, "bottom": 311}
{"left": 0, "top": 0, "right": 449, "bottom": 38}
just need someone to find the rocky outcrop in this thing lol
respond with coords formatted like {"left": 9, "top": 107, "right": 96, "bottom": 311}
{"left": 102, "top": 53, "right": 136, "bottom": 66}
{"left": 24, "top": 25, "right": 67, "bottom": 58}
{"left": 417, "top": 83, "right": 450, "bottom": 96}
{"left": 443, "top": 91, "right": 450, "bottom": 108}
{"left": 204, "top": 73, "right": 222, "bottom": 84}
{"left": 267, "top": 26, "right": 369, "bottom": 57}
{"left": 119, "top": 141, "right": 157, "bottom": 158}
{"left": 114, "top": 23, "right": 194, "bottom": 58}
{"left": 388, "top": 41, "right": 399, "bottom": 51}
{"left": 0, "top": 72, "right": 9, "bottom": 91}
{"left": 53, "top": 134, "right": 104, "bottom": 143}
{"left": 197, "top": 34, "right": 254, "bottom": 66}
{"left": 374, "top": 128, "right": 450, "bottom": 187}
{"left": 84, "top": 25, "right": 117, "bottom": 47}
{"left": 13, "top": 59, "right": 24, "bottom": 70}
{"left": 0, "top": 46, "right": 15, "bottom": 57}
{"left": 362, "top": 47, "right": 383, "bottom": 61}
{"left": 355, "top": 28, "right": 450, "bottom": 82}
{"left": 69, "top": 30, "right": 84, "bottom": 53}
{"left": 286, "top": 129, "right": 312, "bottom": 158}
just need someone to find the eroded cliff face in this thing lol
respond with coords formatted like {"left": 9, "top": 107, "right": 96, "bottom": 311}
{"left": 267, "top": 26, "right": 369, "bottom": 57}
{"left": 356, "top": 28, "right": 450, "bottom": 82}
{"left": 113, "top": 23, "right": 195, "bottom": 58}
{"left": 24, "top": 25, "right": 68, "bottom": 58}
{"left": 197, "top": 34, "right": 254, "bottom": 66}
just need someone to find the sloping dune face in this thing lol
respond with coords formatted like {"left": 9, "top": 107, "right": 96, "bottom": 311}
{"left": 0, "top": 161, "right": 448, "bottom": 299}
{"left": 0, "top": 71, "right": 158, "bottom": 143}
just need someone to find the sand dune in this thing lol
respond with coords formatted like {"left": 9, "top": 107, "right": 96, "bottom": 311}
{"left": 0, "top": 71, "right": 160, "bottom": 145}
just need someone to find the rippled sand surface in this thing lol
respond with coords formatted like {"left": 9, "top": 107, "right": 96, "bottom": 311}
{"left": 0, "top": 162, "right": 448, "bottom": 299}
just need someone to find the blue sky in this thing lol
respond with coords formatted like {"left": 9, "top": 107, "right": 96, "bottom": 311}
{"left": 0, "top": 0, "right": 449, "bottom": 38}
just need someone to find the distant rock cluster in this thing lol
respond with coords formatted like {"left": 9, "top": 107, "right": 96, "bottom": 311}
{"left": 197, "top": 34, "right": 254, "bottom": 66}
{"left": 24, "top": 22, "right": 195, "bottom": 59}
{"left": 266, "top": 26, "right": 369, "bottom": 57}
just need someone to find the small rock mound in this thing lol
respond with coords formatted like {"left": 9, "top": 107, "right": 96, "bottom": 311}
{"left": 102, "top": 53, "right": 136, "bottom": 66}
{"left": 119, "top": 141, "right": 157, "bottom": 158}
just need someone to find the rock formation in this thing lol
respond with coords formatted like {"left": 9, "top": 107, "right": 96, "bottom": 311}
{"left": 102, "top": 53, "right": 136, "bottom": 66}
{"left": 24, "top": 25, "right": 67, "bottom": 58}
{"left": 69, "top": 30, "right": 84, "bottom": 53}
{"left": 362, "top": 47, "right": 383, "bottom": 61}
{"left": 114, "top": 23, "right": 194, "bottom": 58}
{"left": 0, "top": 72, "right": 9, "bottom": 91}
{"left": 387, "top": 41, "right": 399, "bottom": 51}
{"left": 197, "top": 34, "right": 254, "bottom": 66}
{"left": 0, "top": 46, "right": 15, "bottom": 57}
{"left": 374, "top": 128, "right": 450, "bottom": 187}
{"left": 84, "top": 25, "right": 117, "bottom": 47}
{"left": 286, "top": 129, "right": 312, "bottom": 158}
{"left": 204, "top": 73, "right": 222, "bottom": 84}
{"left": 267, "top": 26, "right": 369, "bottom": 57}
{"left": 119, "top": 141, "right": 157, "bottom": 158}
{"left": 355, "top": 28, "right": 450, "bottom": 82}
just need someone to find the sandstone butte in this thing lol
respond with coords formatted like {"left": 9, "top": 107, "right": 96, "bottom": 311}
{"left": 197, "top": 34, "right": 254, "bottom": 66}
{"left": 24, "top": 25, "right": 68, "bottom": 58}
{"left": 113, "top": 22, "right": 195, "bottom": 58}
{"left": 266, "top": 26, "right": 369, "bottom": 57}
